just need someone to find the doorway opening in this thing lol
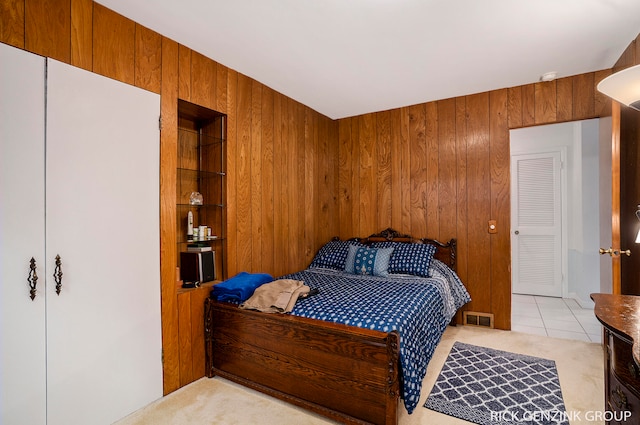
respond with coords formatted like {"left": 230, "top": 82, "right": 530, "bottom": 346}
{"left": 509, "top": 119, "right": 609, "bottom": 342}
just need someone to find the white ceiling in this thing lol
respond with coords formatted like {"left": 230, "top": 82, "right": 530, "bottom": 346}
{"left": 98, "top": 0, "right": 640, "bottom": 119}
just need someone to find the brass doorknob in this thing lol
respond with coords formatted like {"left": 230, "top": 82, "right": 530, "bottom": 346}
{"left": 599, "top": 247, "right": 631, "bottom": 257}
{"left": 599, "top": 247, "right": 613, "bottom": 256}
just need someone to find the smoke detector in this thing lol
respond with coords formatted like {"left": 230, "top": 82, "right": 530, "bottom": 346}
{"left": 540, "top": 72, "right": 557, "bottom": 82}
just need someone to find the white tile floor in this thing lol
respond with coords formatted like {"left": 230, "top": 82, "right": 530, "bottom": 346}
{"left": 511, "top": 294, "right": 603, "bottom": 343}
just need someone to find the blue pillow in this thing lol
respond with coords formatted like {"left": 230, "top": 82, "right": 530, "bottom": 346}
{"left": 371, "top": 242, "right": 436, "bottom": 277}
{"left": 309, "top": 239, "right": 363, "bottom": 270}
{"left": 344, "top": 245, "right": 394, "bottom": 277}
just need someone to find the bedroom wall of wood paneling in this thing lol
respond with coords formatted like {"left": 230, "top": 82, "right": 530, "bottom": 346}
{"left": 0, "top": 0, "right": 339, "bottom": 395}
{"left": 337, "top": 71, "right": 618, "bottom": 330}
{"left": 3, "top": 0, "right": 637, "bottom": 394}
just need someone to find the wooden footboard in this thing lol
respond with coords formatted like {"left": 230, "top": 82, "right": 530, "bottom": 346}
{"left": 205, "top": 298, "right": 400, "bottom": 425}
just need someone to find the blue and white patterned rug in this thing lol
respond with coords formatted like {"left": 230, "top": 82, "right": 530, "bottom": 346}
{"left": 424, "top": 342, "right": 569, "bottom": 425}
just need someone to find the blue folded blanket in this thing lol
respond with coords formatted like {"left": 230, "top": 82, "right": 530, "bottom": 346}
{"left": 211, "top": 272, "right": 273, "bottom": 302}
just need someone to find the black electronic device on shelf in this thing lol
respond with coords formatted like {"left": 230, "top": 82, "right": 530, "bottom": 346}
{"left": 180, "top": 251, "right": 215, "bottom": 283}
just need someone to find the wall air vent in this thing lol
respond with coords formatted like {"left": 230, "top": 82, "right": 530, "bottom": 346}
{"left": 462, "top": 311, "right": 495, "bottom": 328}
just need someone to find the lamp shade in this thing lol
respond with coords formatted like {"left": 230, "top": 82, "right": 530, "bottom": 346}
{"left": 597, "top": 64, "right": 640, "bottom": 111}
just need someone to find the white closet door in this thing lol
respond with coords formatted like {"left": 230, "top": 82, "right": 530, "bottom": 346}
{"left": 511, "top": 151, "right": 563, "bottom": 297}
{"left": 0, "top": 43, "right": 47, "bottom": 425}
{"left": 45, "top": 59, "right": 162, "bottom": 425}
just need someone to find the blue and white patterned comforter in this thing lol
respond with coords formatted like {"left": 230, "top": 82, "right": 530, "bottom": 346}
{"left": 280, "top": 259, "right": 471, "bottom": 414}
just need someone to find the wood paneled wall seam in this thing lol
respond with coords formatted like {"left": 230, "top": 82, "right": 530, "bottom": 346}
{"left": 71, "top": 0, "right": 92, "bottom": 70}
{"left": 26, "top": 0, "right": 71, "bottom": 63}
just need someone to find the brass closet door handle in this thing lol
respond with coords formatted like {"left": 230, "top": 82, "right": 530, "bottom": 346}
{"left": 27, "top": 257, "right": 38, "bottom": 300}
{"left": 53, "top": 254, "right": 63, "bottom": 295}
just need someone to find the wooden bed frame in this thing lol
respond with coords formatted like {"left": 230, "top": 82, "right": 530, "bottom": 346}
{"left": 204, "top": 228, "right": 458, "bottom": 425}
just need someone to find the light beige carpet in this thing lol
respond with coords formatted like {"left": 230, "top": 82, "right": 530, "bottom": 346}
{"left": 115, "top": 326, "right": 604, "bottom": 425}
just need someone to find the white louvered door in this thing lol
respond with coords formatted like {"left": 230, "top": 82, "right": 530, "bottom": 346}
{"left": 511, "top": 151, "right": 563, "bottom": 297}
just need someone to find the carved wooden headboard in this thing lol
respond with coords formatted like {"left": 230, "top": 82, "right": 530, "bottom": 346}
{"left": 342, "top": 227, "right": 457, "bottom": 271}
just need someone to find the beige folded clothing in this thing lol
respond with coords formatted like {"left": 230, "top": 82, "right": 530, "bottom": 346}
{"left": 239, "top": 279, "right": 309, "bottom": 313}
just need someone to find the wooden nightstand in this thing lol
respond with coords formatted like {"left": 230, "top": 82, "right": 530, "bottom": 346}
{"left": 591, "top": 293, "right": 640, "bottom": 424}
